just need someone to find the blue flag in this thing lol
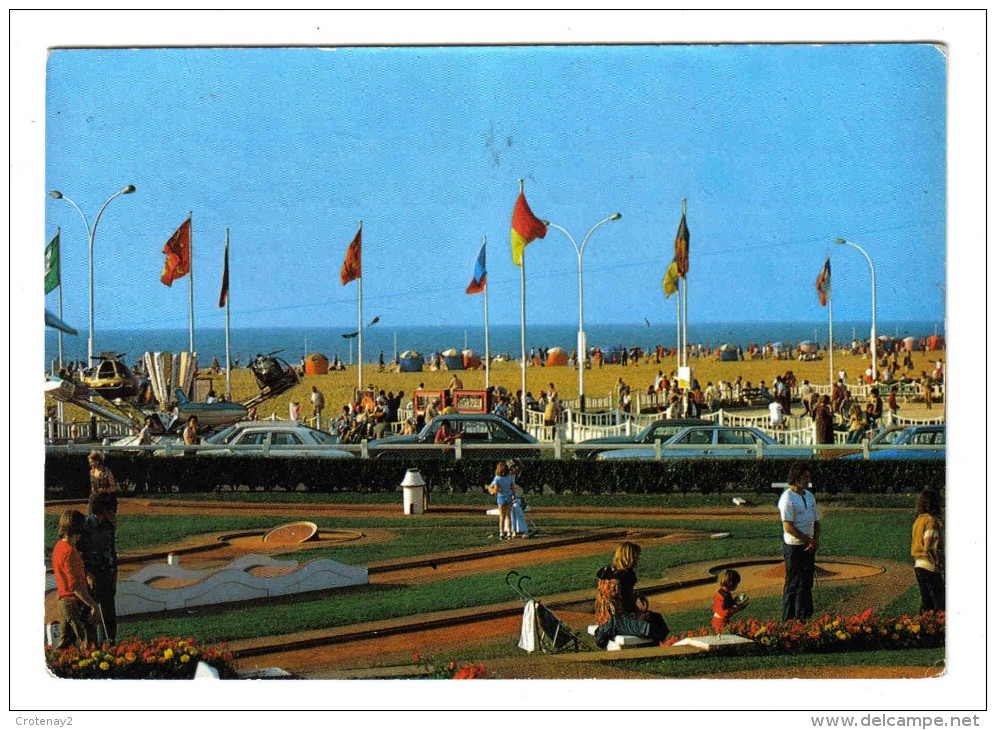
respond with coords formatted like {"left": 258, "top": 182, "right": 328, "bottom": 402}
{"left": 466, "top": 241, "right": 487, "bottom": 294}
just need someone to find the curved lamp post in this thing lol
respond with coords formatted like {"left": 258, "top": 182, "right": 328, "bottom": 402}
{"left": 835, "top": 237, "right": 877, "bottom": 382}
{"left": 49, "top": 185, "right": 136, "bottom": 364}
{"left": 546, "top": 212, "right": 622, "bottom": 411}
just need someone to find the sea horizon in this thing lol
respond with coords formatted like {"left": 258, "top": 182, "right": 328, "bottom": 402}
{"left": 45, "top": 319, "right": 944, "bottom": 368}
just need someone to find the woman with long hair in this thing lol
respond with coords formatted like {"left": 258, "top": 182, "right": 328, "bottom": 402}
{"left": 593, "top": 541, "right": 669, "bottom": 647}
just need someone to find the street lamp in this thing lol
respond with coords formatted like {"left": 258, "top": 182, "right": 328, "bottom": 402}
{"left": 49, "top": 185, "right": 136, "bottom": 364}
{"left": 547, "top": 212, "right": 622, "bottom": 411}
{"left": 834, "top": 237, "right": 877, "bottom": 382}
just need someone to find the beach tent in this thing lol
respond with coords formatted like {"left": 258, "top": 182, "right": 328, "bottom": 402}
{"left": 304, "top": 353, "right": 329, "bottom": 375}
{"left": 545, "top": 347, "right": 569, "bottom": 367}
{"left": 718, "top": 344, "right": 740, "bottom": 362}
{"left": 798, "top": 341, "right": 818, "bottom": 355}
{"left": 441, "top": 348, "right": 465, "bottom": 370}
{"left": 926, "top": 335, "right": 945, "bottom": 351}
{"left": 771, "top": 342, "right": 787, "bottom": 354}
{"left": 902, "top": 337, "right": 916, "bottom": 352}
{"left": 462, "top": 349, "right": 482, "bottom": 369}
{"left": 399, "top": 350, "right": 424, "bottom": 372}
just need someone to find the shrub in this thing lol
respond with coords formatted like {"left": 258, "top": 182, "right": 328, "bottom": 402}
{"left": 44, "top": 451, "right": 945, "bottom": 498}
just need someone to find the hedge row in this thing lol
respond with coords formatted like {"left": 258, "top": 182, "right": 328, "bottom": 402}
{"left": 44, "top": 452, "right": 945, "bottom": 499}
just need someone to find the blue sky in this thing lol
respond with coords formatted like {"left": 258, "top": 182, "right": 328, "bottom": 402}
{"left": 44, "top": 43, "right": 946, "bottom": 333}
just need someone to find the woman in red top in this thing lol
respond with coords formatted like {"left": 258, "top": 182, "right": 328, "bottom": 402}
{"left": 712, "top": 569, "right": 750, "bottom": 634}
{"left": 51, "top": 509, "right": 100, "bottom": 649}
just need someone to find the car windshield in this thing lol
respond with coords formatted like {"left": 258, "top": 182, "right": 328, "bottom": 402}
{"left": 205, "top": 425, "right": 240, "bottom": 444}
{"left": 302, "top": 428, "right": 337, "bottom": 444}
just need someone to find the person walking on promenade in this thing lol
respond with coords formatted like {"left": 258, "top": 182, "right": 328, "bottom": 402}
{"left": 920, "top": 371, "right": 933, "bottom": 410}
{"left": 81, "top": 492, "right": 118, "bottom": 643}
{"left": 845, "top": 404, "right": 867, "bottom": 444}
{"left": 778, "top": 463, "right": 821, "bottom": 622}
{"left": 87, "top": 451, "right": 118, "bottom": 519}
{"left": 52, "top": 510, "right": 100, "bottom": 650}
{"left": 911, "top": 488, "right": 944, "bottom": 613}
{"left": 182, "top": 415, "right": 200, "bottom": 454}
{"left": 310, "top": 386, "right": 326, "bottom": 428}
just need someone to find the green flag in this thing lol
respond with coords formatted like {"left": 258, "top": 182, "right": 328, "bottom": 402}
{"left": 45, "top": 232, "right": 60, "bottom": 294}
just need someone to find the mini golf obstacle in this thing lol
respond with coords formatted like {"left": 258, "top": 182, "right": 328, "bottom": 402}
{"left": 45, "top": 521, "right": 368, "bottom": 618}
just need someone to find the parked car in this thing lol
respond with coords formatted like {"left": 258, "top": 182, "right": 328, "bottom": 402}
{"left": 574, "top": 418, "right": 710, "bottom": 459}
{"left": 841, "top": 425, "right": 945, "bottom": 461}
{"left": 369, "top": 413, "right": 538, "bottom": 459}
{"left": 596, "top": 425, "right": 814, "bottom": 460}
{"left": 198, "top": 422, "right": 353, "bottom": 458}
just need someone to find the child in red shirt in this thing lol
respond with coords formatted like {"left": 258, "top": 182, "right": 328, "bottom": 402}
{"left": 52, "top": 509, "right": 100, "bottom": 649}
{"left": 712, "top": 569, "right": 750, "bottom": 634}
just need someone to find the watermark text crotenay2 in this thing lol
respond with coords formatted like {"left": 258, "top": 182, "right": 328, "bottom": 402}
{"left": 15, "top": 719, "right": 73, "bottom": 727}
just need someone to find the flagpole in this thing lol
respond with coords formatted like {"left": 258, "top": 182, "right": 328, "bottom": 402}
{"left": 188, "top": 212, "right": 195, "bottom": 354}
{"left": 675, "top": 279, "right": 681, "bottom": 374}
{"left": 357, "top": 221, "right": 363, "bottom": 394}
{"left": 680, "top": 199, "right": 688, "bottom": 370}
{"left": 482, "top": 235, "right": 491, "bottom": 390}
{"left": 224, "top": 229, "right": 232, "bottom": 400}
{"left": 56, "top": 227, "right": 64, "bottom": 370}
{"left": 520, "top": 253, "right": 527, "bottom": 426}
{"left": 828, "top": 283, "right": 835, "bottom": 389}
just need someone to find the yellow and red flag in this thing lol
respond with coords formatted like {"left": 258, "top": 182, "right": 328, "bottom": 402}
{"left": 510, "top": 187, "right": 547, "bottom": 267}
{"left": 340, "top": 225, "right": 362, "bottom": 285}
{"left": 161, "top": 218, "right": 192, "bottom": 287}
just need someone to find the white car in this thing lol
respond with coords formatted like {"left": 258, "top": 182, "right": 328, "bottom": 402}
{"left": 597, "top": 425, "right": 814, "bottom": 461}
{"left": 201, "top": 422, "right": 354, "bottom": 458}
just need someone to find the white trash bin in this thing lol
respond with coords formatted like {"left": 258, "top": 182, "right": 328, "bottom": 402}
{"left": 401, "top": 469, "right": 426, "bottom": 515}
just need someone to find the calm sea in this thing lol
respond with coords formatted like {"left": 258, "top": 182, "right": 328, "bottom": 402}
{"left": 46, "top": 320, "right": 943, "bottom": 369}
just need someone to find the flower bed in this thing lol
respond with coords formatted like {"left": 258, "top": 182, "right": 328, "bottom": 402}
{"left": 46, "top": 636, "right": 238, "bottom": 679}
{"left": 664, "top": 610, "right": 944, "bottom": 654}
{"left": 412, "top": 652, "right": 488, "bottom": 679}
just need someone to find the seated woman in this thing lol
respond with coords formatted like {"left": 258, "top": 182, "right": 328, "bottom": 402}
{"left": 593, "top": 541, "right": 669, "bottom": 648}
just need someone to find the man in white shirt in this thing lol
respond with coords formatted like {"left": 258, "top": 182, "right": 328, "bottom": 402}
{"left": 768, "top": 399, "right": 784, "bottom": 429}
{"left": 778, "top": 463, "right": 821, "bottom": 621}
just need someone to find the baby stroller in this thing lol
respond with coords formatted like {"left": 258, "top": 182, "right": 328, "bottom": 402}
{"left": 506, "top": 571, "right": 581, "bottom": 654}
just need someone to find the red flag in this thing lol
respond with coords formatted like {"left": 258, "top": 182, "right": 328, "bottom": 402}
{"left": 816, "top": 258, "right": 831, "bottom": 307}
{"left": 161, "top": 218, "right": 191, "bottom": 287}
{"left": 340, "top": 225, "right": 362, "bottom": 285}
{"left": 218, "top": 241, "right": 229, "bottom": 308}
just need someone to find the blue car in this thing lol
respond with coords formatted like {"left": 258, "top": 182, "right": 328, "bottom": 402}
{"left": 842, "top": 425, "right": 945, "bottom": 460}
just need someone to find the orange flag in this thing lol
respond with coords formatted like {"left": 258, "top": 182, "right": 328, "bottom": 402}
{"left": 340, "top": 225, "right": 362, "bottom": 285}
{"left": 161, "top": 218, "right": 192, "bottom": 286}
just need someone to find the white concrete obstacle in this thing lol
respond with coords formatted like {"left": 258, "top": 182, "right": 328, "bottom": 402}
{"left": 47, "top": 553, "right": 368, "bottom": 617}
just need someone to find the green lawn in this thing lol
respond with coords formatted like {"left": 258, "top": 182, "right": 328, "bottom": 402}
{"left": 53, "top": 491, "right": 924, "bottom": 676}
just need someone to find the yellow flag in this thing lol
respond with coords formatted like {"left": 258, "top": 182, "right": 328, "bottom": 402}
{"left": 663, "top": 260, "right": 680, "bottom": 298}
